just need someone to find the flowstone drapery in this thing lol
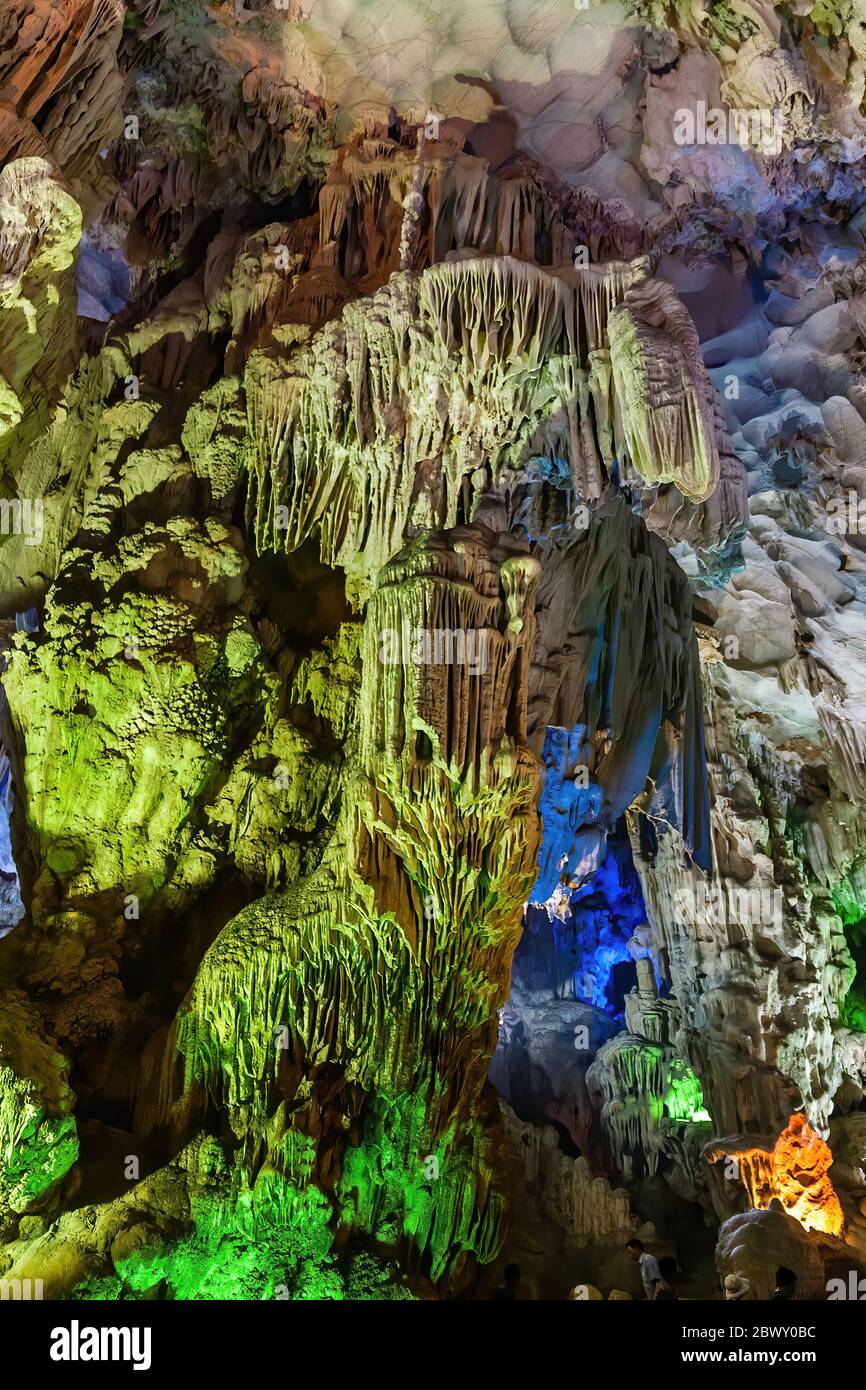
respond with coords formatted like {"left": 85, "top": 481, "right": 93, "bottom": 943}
{"left": 0, "top": 178, "right": 726, "bottom": 1294}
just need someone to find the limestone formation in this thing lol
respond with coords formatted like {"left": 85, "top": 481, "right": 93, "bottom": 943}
{"left": 2, "top": 0, "right": 866, "bottom": 1314}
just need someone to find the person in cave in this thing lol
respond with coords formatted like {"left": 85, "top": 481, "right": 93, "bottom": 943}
{"left": 657, "top": 1256, "right": 680, "bottom": 1300}
{"left": 770, "top": 1267, "right": 798, "bottom": 1301}
{"left": 723, "top": 1273, "right": 753, "bottom": 1301}
{"left": 492, "top": 1263, "right": 523, "bottom": 1300}
{"left": 626, "top": 1238, "right": 671, "bottom": 1300}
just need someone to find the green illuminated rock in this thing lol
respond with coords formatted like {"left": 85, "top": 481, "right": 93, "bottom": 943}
{"left": 0, "top": 992, "right": 78, "bottom": 1218}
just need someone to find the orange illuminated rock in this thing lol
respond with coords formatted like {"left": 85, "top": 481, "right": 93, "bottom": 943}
{"left": 770, "top": 1114, "right": 844, "bottom": 1236}
{"left": 707, "top": 1114, "right": 845, "bottom": 1237}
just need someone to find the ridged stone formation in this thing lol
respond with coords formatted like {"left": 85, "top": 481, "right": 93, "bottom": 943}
{"left": 2, "top": 0, "right": 866, "bottom": 1306}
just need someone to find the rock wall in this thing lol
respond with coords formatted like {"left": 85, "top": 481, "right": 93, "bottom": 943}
{"left": 3, "top": 0, "right": 866, "bottom": 1301}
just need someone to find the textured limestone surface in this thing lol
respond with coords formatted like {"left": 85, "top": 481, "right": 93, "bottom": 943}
{"left": 2, "top": 0, "right": 866, "bottom": 1305}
